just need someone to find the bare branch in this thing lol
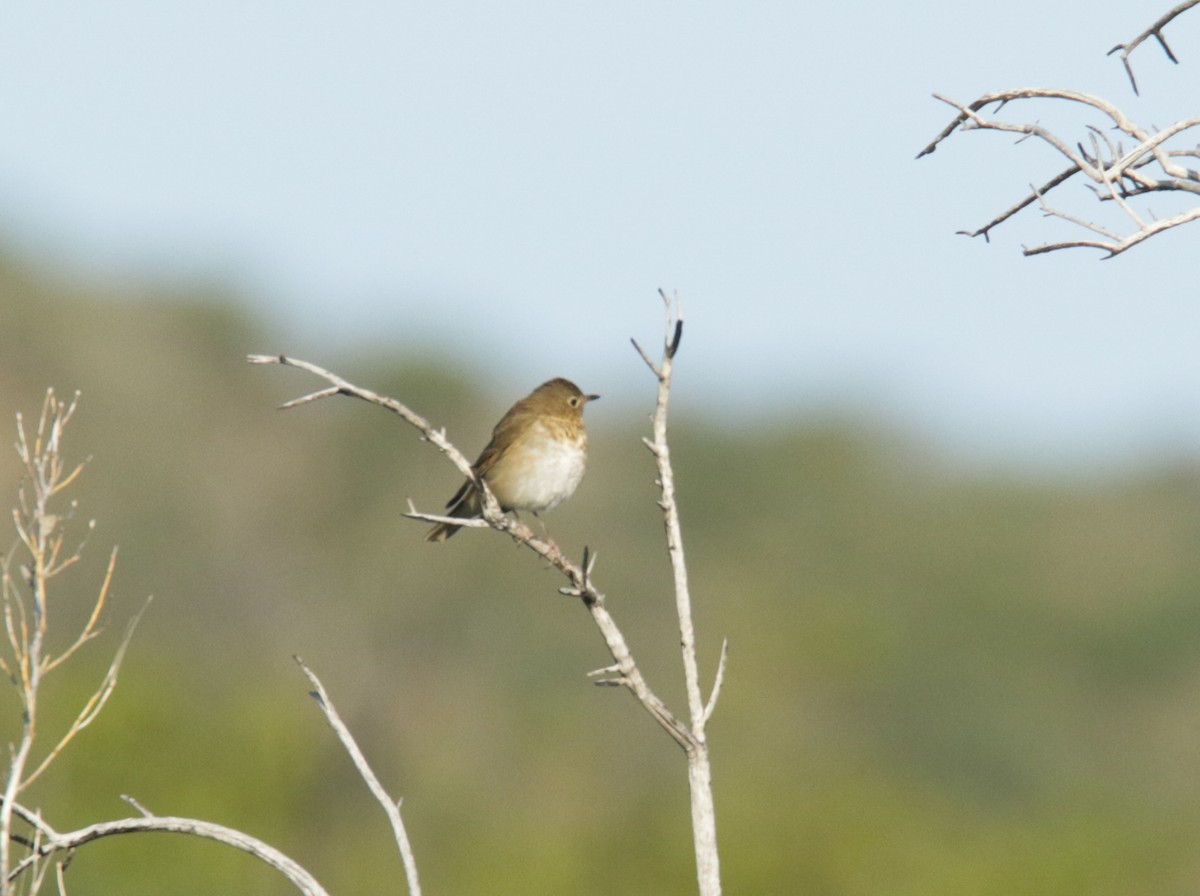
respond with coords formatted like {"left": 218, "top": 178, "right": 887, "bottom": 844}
{"left": 401, "top": 509, "right": 492, "bottom": 531}
{"left": 120, "top": 794, "right": 154, "bottom": 818}
{"left": 920, "top": 87, "right": 1200, "bottom": 255}
{"left": 634, "top": 292, "right": 722, "bottom": 896}
{"left": 44, "top": 546, "right": 119, "bottom": 674}
{"left": 248, "top": 353, "right": 477, "bottom": 485}
{"left": 1108, "top": 0, "right": 1200, "bottom": 94}
{"left": 23, "top": 598, "right": 150, "bottom": 788}
{"left": 638, "top": 294, "right": 703, "bottom": 732}
{"left": 702, "top": 639, "right": 729, "bottom": 726}
{"left": 956, "top": 164, "right": 1082, "bottom": 241}
{"left": 629, "top": 338, "right": 660, "bottom": 378}
{"left": 6, "top": 806, "right": 330, "bottom": 896}
{"left": 1025, "top": 204, "right": 1200, "bottom": 256}
{"left": 296, "top": 657, "right": 421, "bottom": 896}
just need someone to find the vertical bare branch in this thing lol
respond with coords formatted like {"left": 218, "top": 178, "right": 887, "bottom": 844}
{"left": 633, "top": 291, "right": 722, "bottom": 896}
{"left": 639, "top": 293, "right": 704, "bottom": 725}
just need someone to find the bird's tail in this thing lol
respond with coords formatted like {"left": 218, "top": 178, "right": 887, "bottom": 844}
{"left": 424, "top": 481, "right": 480, "bottom": 542}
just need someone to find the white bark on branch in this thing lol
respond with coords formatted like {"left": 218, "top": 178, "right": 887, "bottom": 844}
{"left": 918, "top": 88, "right": 1200, "bottom": 256}
{"left": 1107, "top": 0, "right": 1200, "bottom": 95}
{"left": 920, "top": 4, "right": 1200, "bottom": 256}
{"left": 296, "top": 656, "right": 422, "bottom": 896}
{"left": 5, "top": 807, "right": 330, "bottom": 896}
{"left": 631, "top": 290, "right": 723, "bottom": 896}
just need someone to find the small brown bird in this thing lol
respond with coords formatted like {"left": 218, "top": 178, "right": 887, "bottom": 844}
{"left": 425, "top": 377, "right": 600, "bottom": 542}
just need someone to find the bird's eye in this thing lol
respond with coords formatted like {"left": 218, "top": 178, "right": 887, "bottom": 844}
{"left": 569, "top": 397, "right": 580, "bottom": 407}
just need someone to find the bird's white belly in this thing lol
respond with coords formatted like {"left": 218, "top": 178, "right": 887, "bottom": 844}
{"left": 490, "top": 424, "right": 587, "bottom": 513}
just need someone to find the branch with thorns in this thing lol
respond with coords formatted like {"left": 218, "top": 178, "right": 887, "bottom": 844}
{"left": 248, "top": 292, "right": 726, "bottom": 754}
{"left": 919, "top": 4, "right": 1200, "bottom": 256}
{"left": 918, "top": 88, "right": 1200, "bottom": 256}
{"left": 1108, "top": 0, "right": 1200, "bottom": 95}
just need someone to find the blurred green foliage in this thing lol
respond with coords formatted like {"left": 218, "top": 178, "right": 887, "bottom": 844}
{"left": 2, "top": 248, "right": 1200, "bottom": 894}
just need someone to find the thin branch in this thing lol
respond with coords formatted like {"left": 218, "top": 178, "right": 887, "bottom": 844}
{"left": 296, "top": 657, "right": 421, "bottom": 896}
{"left": 920, "top": 87, "right": 1200, "bottom": 255}
{"left": 702, "top": 640, "right": 729, "bottom": 726}
{"left": 640, "top": 295, "right": 704, "bottom": 732}
{"left": 629, "top": 337, "right": 660, "bottom": 377}
{"left": 956, "top": 163, "right": 1081, "bottom": 241}
{"left": 120, "top": 795, "right": 154, "bottom": 818}
{"left": 636, "top": 292, "right": 723, "bottom": 896}
{"left": 249, "top": 354, "right": 485, "bottom": 512}
{"left": 1025, "top": 203, "right": 1200, "bottom": 256}
{"left": 6, "top": 806, "right": 330, "bottom": 896}
{"left": 1108, "top": 0, "right": 1200, "bottom": 94}
{"left": 23, "top": 598, "right": 150, "bottom": 788}
{"left": 401, "top": 509, "right": 492, "bottom": 532}
{"left": 44, "top": 546, "right": 119, "bottom": 674}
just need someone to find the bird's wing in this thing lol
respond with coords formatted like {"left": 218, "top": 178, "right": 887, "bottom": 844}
{"left": 444, "top": 395, "right": 531, "bottom": 510}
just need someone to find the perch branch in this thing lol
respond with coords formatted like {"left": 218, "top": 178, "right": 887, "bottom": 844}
{"left": 249, "top": 353, "right": 695, "bottom": 752}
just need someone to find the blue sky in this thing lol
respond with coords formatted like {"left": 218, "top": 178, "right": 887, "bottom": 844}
{"left": 3, "top": 1, "right": 1199, "bottom": 470}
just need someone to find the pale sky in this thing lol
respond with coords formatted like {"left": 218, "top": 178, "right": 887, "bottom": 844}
{"left": 3, "top": 1, "right": 1199, "bottom": 470}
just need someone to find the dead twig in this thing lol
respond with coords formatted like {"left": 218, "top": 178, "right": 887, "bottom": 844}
{"left": 296, "top": 657, "right": 421, "bottom": 896}
{"left": 1108, "top": 0, "right": 1200, "bottom": 94}
{"left": 919, "top": 88, "right": 1200, "bottom": 256}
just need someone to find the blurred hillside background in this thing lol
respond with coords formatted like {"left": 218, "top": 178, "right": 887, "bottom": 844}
{"left": 3, "top": 253, "right": 1200, "bottom": 895}
{"left": 5, "top": 1, "right": 1200, "bottom": 893}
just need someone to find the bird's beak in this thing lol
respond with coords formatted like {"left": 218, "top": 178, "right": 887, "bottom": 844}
{"left": 585, "top": 393, "right": 600, "bottom": 403}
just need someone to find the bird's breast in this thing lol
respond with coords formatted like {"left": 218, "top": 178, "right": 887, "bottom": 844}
{"left": 486, "top": 421, "right": 587, "bottom": 513}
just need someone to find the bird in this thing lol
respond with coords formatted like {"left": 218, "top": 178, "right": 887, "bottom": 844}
{"left": 424, "top": 377, "right": 600, "bottom": 542}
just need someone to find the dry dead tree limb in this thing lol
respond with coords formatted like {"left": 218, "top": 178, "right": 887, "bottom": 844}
{"left": 632, "top": 289, "right": 722, "bottom": 896}
{"left": 921, "top": 4, "right": 1200, "bottom": 256}
{"left": 5, "top": 807, "right": 330, "bottom": 896}
{"left": 296, "top": 657, "right": 421, "bottom": 896}
{"left": 1108, "top": 0, "right": 1200, "bottom": 94}
{"left": 918, "top": 88, "right": 1200, "bottom": 256}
